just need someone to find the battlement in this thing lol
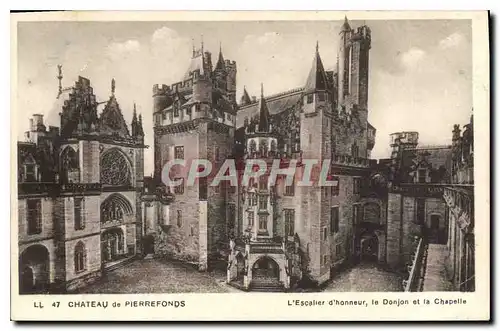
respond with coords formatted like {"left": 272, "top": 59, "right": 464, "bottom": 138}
{"left": 153, "top": 84, "right": 172, "bottom": 95}
{"left": 154, "top": 70, "right": 211, "bottom": 96}
{"left": 390, "top": 131, "right": 419, "bottom": 146}
{"left": 225, "top": 59, "right": 237, "bottom": 67}
{"left": 351, "top": 25, "right": 371, "bottom": 42}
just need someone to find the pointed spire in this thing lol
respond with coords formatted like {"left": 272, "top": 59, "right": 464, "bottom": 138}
{"left": 111, "top": 78, "right": 116, "bottom": 96}
{"left": 341, "top": 15, "right": 351, "bottom": 32}
{"left": 131, "top": 103, "right": 138, "bottom": 137}
{"left": 257, "top": 83, "right": 271, "bottom": 133}
{"left": 240, "top": 86, "right": 252, "bottom": 105}
{"left": 57, "top": 64, "right": 63, "bottom": 98}
{"left": 192, "top": 38, "right": 195, "bottom": 57}
{"left": 137, "top": 113, "right": 144, "bottom": 137}
{"left": 304, "top": 44, "right": 327, "bottom": 92}
{"left": 215, "top": 42, "right": 226, "bottom": 71}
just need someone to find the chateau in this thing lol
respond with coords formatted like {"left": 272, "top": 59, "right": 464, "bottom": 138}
{"left": 18, "top": 76, "right": 146, "bottom": 293}
{"left": 16, "top": 18, "right": 475, "bottom": 293}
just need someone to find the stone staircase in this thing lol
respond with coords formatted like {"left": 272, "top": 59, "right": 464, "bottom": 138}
{"left": 103, "top": 256, "right": 136, "bottom": 272}
{"left": 250, "top": 277, "right": 285, "bottom": 292}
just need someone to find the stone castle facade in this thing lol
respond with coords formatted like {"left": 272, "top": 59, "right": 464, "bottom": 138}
{"left": 17, "top": 76, "right": 146, "bottom": 293}
{"left": 16, "top": 17, "right": 475, "bottom": 293}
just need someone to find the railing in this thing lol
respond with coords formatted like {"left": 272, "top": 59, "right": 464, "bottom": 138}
{"left": 403, "top": 237, "right": 425, "bottom": 292}
{"left": 18, "top": 182, "right": 101, "bottom": 196}
{"left": 390, "top": 184, "right": 445, "bottom": 198}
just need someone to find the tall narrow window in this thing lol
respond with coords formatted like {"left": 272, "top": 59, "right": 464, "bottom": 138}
{"left": 174, "top": 178, "right": 184, "bottom": 194}
{"left": 330, "top": 207, "right": 339, "bottom": 234}
{"left": 353, "top": 204, "right": 360, "bottom": 226}
{"left": 259, "top": 176, "right": 267, "bottom": 191}
{"left": 259, "top": 195, "right": 268, "bottom": 210}
{"left": 284, "top": 209, "right": 295, "bottom": 237}
{"left": 259, "top": 215, "right": 267, "bottom": 231}
{"left": 27, "top": 199, "right": 42, "bottom": 235}
{"left": 25, "top": 164, "right": 36, "bottom": 182}
{"left": 176, "top": 210, "right": 182, "bottom": 227}
{"left": 418, "top": 169, "right": 427, "bottom": 183}
{"left": 174, "top": 146, "right": 184, "bottom": 160}
{"left": 74, "top": 197, "right": 85, "bottom": 230}
{"left": 351, "top": 143, "right": 359, "bottom": 158}
{"left": 353, "top": 177, "right": 361, "bottom": 194}
{"left": 331, "top": 176, "right": 340, "bottom": 196}
{"left": 74, "top": 241, "right": 86, "bottom": 273}
{"left": 284, "top": 180, "right": 295, "bottom": 196}
{"left": 248, "top": 211, "right": 254, "bottom": 227}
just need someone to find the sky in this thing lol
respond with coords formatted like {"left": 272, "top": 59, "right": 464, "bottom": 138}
{"left": 17, "top": 19, "right": 472, "bottom": 175}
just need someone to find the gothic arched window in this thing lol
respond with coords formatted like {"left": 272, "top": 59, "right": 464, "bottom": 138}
{"left": 60, "top": 146, "right": 79, "bottom": 183}
{"left": 260, "top": 139, "right": 268, "bottom": 157}
{"left": 100, "top": 149, "right": 132, "bottom": 186}
{"left": 249, "top": 140, "right": 257, "bottom": 156}
{"left": 100, "top": 194, "right": 133, "bottom": 224}
{"left": 74, "top": 241, "right": 86, "bottom": 273}
{"left": 270, "top": 140, "right": 277, "bottom": 156}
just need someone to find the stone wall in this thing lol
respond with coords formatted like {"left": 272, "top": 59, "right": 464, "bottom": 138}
{"left": 386, "top": 193, "right": 402, "bottom": 267}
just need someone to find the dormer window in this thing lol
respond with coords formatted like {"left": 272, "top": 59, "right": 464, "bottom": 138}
{"left": 24, "top": 164, "right": 36, "bottom": 182}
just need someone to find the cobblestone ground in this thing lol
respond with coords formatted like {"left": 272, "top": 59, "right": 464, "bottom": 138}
{"left": 76, "top": 258, "right": 228, "bottom": 294}
{"left": 325, "top": 262, "right": 404, "bottom": 292}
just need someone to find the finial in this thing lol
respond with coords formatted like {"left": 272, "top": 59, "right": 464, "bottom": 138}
{"left": 111, "top": 78, "right": 116, "bottom": 96}
{"left": 219, "top": 41, "right": 222, "bottom": 53}
{"left": 57, "top": 64, "right": 63, "bottom": 98}
{"left": 133, "top": 102, "right": 137, "bottom": 113}
{"left": 192, "top": 38, "right": 195, "bottom": 57}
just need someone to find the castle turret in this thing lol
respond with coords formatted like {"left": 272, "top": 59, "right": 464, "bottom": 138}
{"left": 349, "top": 24, "right": 371, "bottom": 111}
{"left": 214, "top": 45, "right": 227, "bottom": 91}
{"left": 337, "top": 16, "right": 352, "bottom": 106}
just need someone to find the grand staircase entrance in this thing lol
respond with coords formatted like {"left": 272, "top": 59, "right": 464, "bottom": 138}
{"left": 250, "top": 256, "right": 284, "bottom": 292}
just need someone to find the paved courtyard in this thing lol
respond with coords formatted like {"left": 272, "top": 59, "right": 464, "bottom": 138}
{"left": 325, "top": 262, "right": 404, "bottom": 292}
{"left": 77, "top": 258, "right": 228, "bottom": 294}
{"left": 76, "top": 258, "right": 403, "bottom": 294}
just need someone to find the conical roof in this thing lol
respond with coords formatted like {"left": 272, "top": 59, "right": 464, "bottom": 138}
{"left": 257, "top": 84, "right": 271, "bottom": 133}
{"left": 304, "top": 43, "right": 328, "bottom": 92}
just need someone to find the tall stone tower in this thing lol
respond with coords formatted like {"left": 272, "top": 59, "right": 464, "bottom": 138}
{"left": 151, "top": 44, "right": 235, "bottom": 271}
{"left": 299, "top": 43, "right": 333, "bottom": 283}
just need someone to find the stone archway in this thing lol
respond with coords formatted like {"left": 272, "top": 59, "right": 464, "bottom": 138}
{"left": 252, "top": 256, "right": 280, "bottom": 281}
{"left": 360, "top": 232, "right": 379, "bottom": 262}
{"left": 19, "top": 244, "right": 50, "bottom": 294}
{"left": 101, "top": 228, "right": 125, "bottom": 263}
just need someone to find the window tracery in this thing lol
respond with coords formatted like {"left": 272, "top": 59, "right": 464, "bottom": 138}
{"left": 100, "top": 149, "right": 131, "bottom": 186}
